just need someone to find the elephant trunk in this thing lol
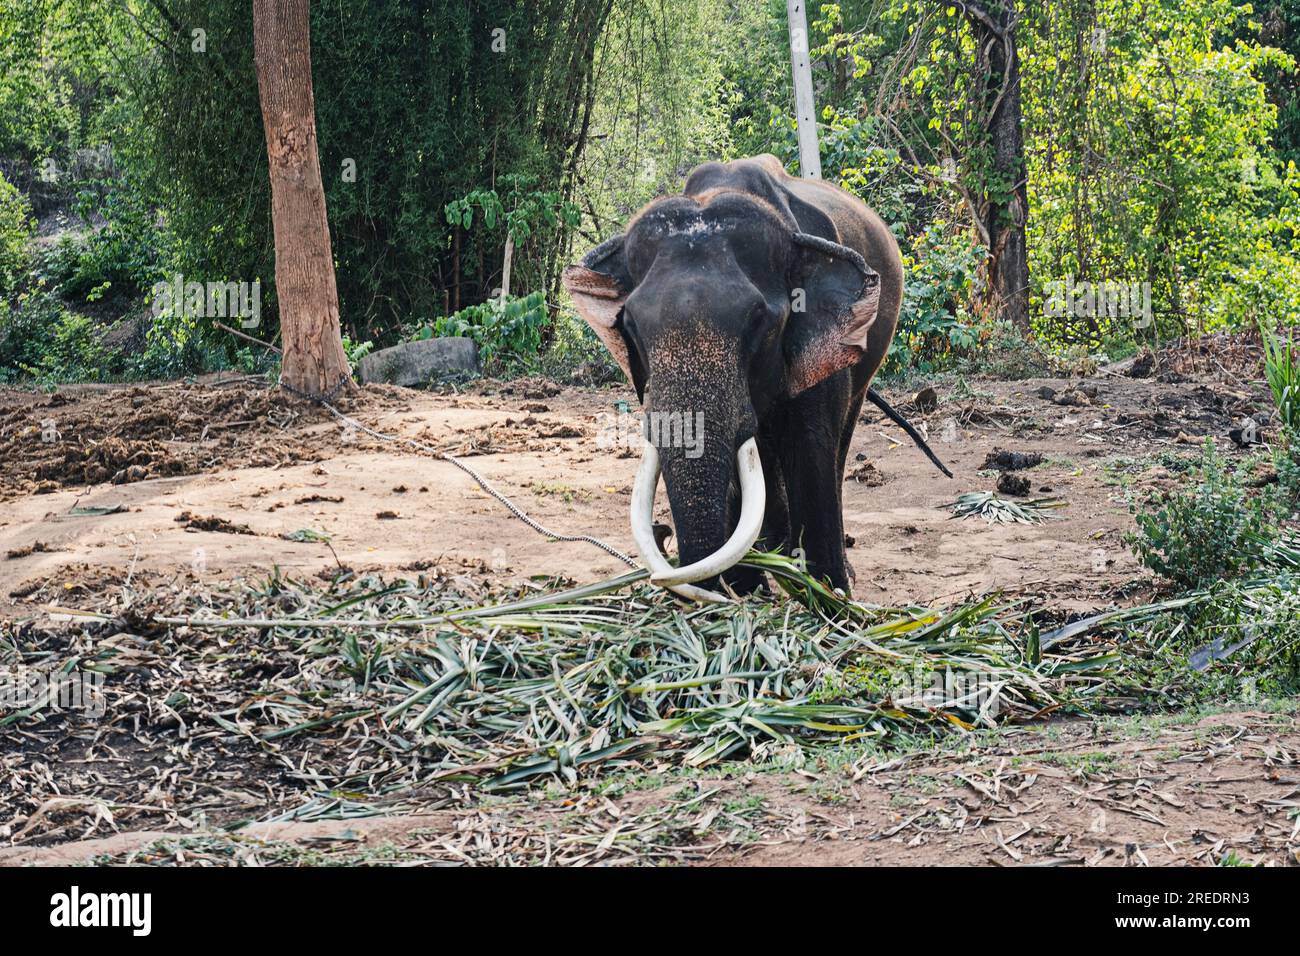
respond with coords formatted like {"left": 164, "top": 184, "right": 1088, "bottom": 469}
{"left": 629, "top": 327, "right": 763, "bottom": 598}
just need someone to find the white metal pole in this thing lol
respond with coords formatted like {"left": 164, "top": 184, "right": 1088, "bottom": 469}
{"left": 500, "top": 234, "right": 514, "bottom": 301}
{"left": 786, "top": 0, "right": 821, "bottom": 179}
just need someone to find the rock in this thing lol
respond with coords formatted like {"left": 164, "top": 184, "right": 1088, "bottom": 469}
{"left": 356, "top": 338, "right": 479, "bottom": 387}
{"left": 1053, "top": 388, "right": 1091, "bottom": 407}
{"left": 982, "top": 447, "right": 1043, "bottom": 471}
{"left": 844, "top": 461, "right": 886, "bottom": 486}
{"left": 1127, "top": 349, "right": 1155, "bottom": 378}
{"left": 914, "top": 386, "right": 939, "bottom": 414}
{"left": 996, "top": 472, "right": 1031, "bottom": 497}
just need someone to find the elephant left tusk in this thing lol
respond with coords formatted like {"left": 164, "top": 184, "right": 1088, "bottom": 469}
{"left": 630, "top": 441, "right": 732, "bottom": 603}
{"left": 649, "top": 437, "right": 765, "bottom": 588}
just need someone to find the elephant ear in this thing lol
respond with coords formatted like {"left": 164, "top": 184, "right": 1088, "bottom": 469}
{"left": 783, "top": 232, "right": 882, "bottom": 396}
{"left": 561, "top": 235, "right": 643, "bottom": 397}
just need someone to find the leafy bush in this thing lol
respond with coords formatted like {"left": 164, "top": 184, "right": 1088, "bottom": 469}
{"left": 0, "top": 290, "right": 109, "bottom": 385}
{"left": 342, "top": 336, "right": 373, "bottom": 366}
{"left": 539, "top": 313, "right": 622, "bottom": 384}
{"left": 885, "top": 224, "right": 986, "bottom": 374}
{"left": 0, "top": 171, "right": 33, "bottom": 298}
{"left": 33, "top": 178, "right": 164, "bottom": 306}
{"left": 1260, "top": 321, "right": 1299, "bottom": 433}
{"left": 1270, "top": 428, "right": 1300, "bottom": 519}
{"left": 1127, "top": 440, "right": 1273, "bottom": 589}
{"left": 428, "top": 291, "right": 549, "bottom": 370}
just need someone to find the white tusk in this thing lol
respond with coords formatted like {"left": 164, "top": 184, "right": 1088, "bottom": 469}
{"left": 630, "top": 441, "right": 731, "bottom": 603}
{"left": 649, "top": 437, "right": 765, "bottom": 587}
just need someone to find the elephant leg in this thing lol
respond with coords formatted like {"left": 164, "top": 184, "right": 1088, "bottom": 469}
{"left": 835, "top": 386, "right": 869, "bottom": 585}
{"left": 779, "top": 385, "right": 853, "bottom": 591}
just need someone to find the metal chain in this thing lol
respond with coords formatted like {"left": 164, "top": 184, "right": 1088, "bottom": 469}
{"left": 300, "top": 389, "right": 639, "bottom": 568}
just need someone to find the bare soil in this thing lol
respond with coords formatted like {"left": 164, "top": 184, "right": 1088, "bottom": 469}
{"left": 0, "top": 362, "right": 1273, "bottom": 614}
{"left": 1, "top": 708, "right": 1294, "bottom": 866}
{"left": 1, "top": 353, "right": 1293, "bottom": 866}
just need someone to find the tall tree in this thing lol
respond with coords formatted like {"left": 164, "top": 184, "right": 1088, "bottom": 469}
{"left": 965, "top": 0, "right": 1030, "bottom": 333}
{"left": 252, "top": 0, "right": 351, "bottom": 398}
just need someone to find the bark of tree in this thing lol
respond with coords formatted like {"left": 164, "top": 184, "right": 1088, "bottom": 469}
{"left": 967, "top": 0, "right": 1031, "bottom": 334}
{"left": 253, "top": 0, "right": 352, "bottom": 398}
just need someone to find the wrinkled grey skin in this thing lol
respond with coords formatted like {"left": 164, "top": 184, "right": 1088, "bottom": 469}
{"left": 563, "top": 155, "right": 902, "bottom": 592}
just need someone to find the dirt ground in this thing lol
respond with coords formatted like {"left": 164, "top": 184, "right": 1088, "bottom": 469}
{"left": 0, "top": 356, "right": 1274, "bottom": 615}
{"left": 1, "top": 707, "right": 1295, "bottom": 866}
{"left": 1, "top": 349, "right": 1294, "bottom": 866}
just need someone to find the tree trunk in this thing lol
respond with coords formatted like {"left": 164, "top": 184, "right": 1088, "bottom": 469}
{"left": 968, "top": 1, "right": 1030, "bottom": 334}
{"left": 253, "top": 0, "right": 352, "bottom": 398}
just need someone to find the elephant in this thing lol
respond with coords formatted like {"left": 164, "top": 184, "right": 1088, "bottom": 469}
{"left": 563, "top": 154, "right": 903, "bottom": 600}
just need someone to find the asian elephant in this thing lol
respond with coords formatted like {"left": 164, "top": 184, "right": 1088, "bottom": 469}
{"left": 562, "top": 154, "right": 902, "bottom": 600}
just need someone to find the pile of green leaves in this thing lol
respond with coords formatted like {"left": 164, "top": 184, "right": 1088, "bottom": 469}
{"left": 150, "top": 557, "right": 1123, "bottom": 789}
{"left": 128, "top": 549, "right": 1300, "bottom": 793}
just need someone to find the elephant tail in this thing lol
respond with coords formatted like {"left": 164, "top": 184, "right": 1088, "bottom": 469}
{"left": 865, "top": 388, "right": 954, "bottom": 479}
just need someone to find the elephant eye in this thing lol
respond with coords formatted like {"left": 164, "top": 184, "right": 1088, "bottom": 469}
{"left": 747, "top": 301, "right": 773, "bottom": 333}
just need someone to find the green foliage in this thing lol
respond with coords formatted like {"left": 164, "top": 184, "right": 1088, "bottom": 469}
{"left": 429, "top": 291, "right": 550, "bottom": 370}
{"left": 33, "top": 178, "right": 163, "bottom": 306}
{"left": 6, "top": 0, "right": 1300, "bottom": 385}
{"left": 342, "top": 336, "right": 373, "bottom": 369}
{"left": 1141, "top": 581, "right": 1300, "bottom": 699}
{"left": 0, "top": 171, "right": 33, "bottom": 298}
{"left": 0, "top": 289, "right": 107, "bottom": 385}
{"left": 445, "top": 175, "right": 580, "bottom": 245}
{"left": 124, "top": 0, "right": 609, "bottom": 351}
{"left": 0, "top": 1, "right": 130, "bottom": 186}
{"left": 1270, "top": 428, "right": 1300, "bottom": 517}
{"left": 1024, "top": 0, "right": 1300, "bottom": 345}
{"left": 1260, "top": 320, "right": 1300, "bottom": 431}
{"left": 887, "top": 223, "right": 985, "bottom": 372}
{"left": 1127, "top": 440, "right": 1273, "bottom": 589}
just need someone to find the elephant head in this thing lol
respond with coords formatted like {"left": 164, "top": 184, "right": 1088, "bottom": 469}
{"left": 563, "top": 190, "right": 881, "bottom": 598}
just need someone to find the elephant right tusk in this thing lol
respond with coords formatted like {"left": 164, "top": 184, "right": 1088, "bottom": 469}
{"left": 630, "top": 441, "right": 731, "bottom": 603}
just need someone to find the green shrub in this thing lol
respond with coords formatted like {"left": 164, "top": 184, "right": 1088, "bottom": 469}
{"left": 0, "top": 290, "right": 109, "bottom": 385}
{"left": 33, "top": 178, "right": 164, "bottom": 306}
{"left": 427, "top": 291, "right": 549, "bottom": 371}
{"left": 342, "top": 335, "right": 373, "bottom": 369}
{"left": 1149, "top": 583, "right": 1300, "bottom": 699}
{"left": 1260, "top": 321, "right": 1300, "bottom": 433}
{"left": 886, "top": 223, "right": 985, "bottom": 374}
{"left": 539, "top": 312, "right": 621, "bottom": 384}
{"left": 1270, "top": 428, "right": 1300, "bottom": 519}
{"left": 1127, "top": 439, "right": 1273, "bottom": 589}
{"left": 0, "top": 171, "right": 33, "bottom": 298}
